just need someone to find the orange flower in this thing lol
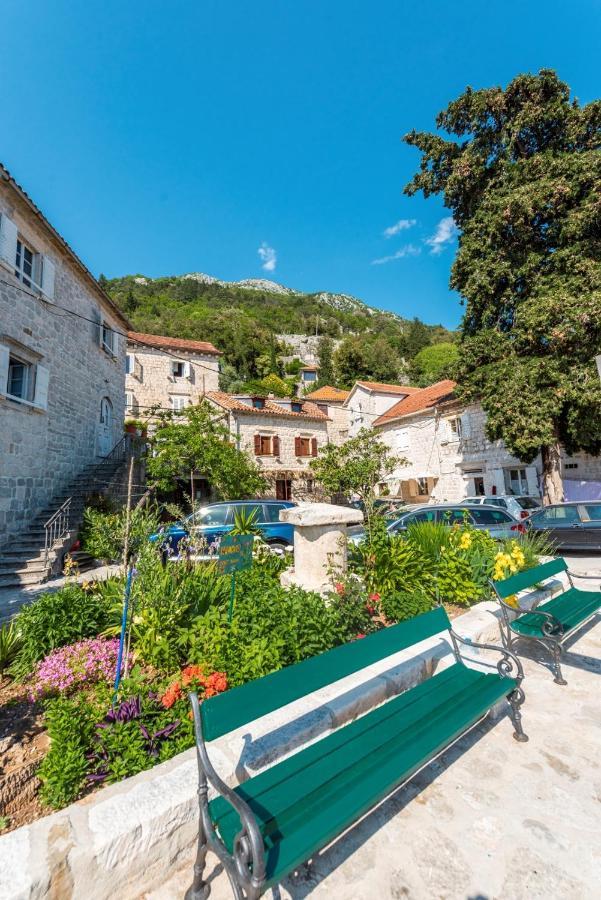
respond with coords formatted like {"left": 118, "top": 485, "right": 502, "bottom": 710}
{"left": 181, "top": 665, "right": 205, "bottom": 687}
{"left": 160, "top": 681, "right": 183, "bottom": 709}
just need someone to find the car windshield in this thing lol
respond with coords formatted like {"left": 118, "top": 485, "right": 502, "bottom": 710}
{"left": 516, "top": 497, "right": 540, "bottom": 510}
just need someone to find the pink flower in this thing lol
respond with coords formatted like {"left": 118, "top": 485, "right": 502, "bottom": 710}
{"left": 369, "top": 592, "right": 381, "bottom": 602}
{"left": 29, "top": 638, "right": 127, "bottom": 701}
{"left": 334, "top": 582, "right": 345, "bottom": 596}
{"left": 354, "top": 633, "right": 366, "bottom": 640}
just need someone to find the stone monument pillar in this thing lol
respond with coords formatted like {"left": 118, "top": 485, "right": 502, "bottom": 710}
{"left": 279, "top": 502, "right": 364, "bottom": 594}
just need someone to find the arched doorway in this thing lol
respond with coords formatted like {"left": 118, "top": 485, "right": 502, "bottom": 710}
{"left": 97, "top": 396, "right": 113, "bottom": 457}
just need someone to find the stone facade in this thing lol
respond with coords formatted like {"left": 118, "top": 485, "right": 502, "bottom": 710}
{"left": 346, "top": 381, "right": 418, "bottom": 436}
{"left": 206, "top": 393, "right": 330, "bottom": 501}
{"left": 0, "top": 165, "right": 128, "bottom": 543}
{"left": 376, "top": 399, "right": 601, "bottom": 502}
{"left": 125, "top": 333, "right": 220, "bottom": 418}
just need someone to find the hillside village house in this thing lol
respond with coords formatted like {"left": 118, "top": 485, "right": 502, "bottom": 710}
{"left": 304, "top": 385, "right": 350, "bottom": 445}
{"left": 373, "top": 379, "right": 601, "bottom": 503}
{"left": 125, "top": 332, "right": 221, "bottom": 418}
{"left": 0, "top": 163, "right": 128, "bottom": 542}
{"left": 206, "top": 391, "right": 329, "bottom": 500}
{"left": 345, "top": 380, "right": 421, "bottom": 436}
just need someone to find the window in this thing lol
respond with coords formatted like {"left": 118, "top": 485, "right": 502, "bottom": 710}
{"left": 470, "top": 508, "right": 513, "bottom": 525}
{"left": 15, "top": 239, "right": 36, "bottom": 288}
{"left": 254, "top": 434, "right": 280, "bottom": 456}
{"left": 126, "top": 354, "right": 134, "bottom": 375}
{"left": 564, "top": 463, "right": 579, "bottom": 470}
{"left": 584, "top": 504, "right": 601, "bottom": 522}
{"left": 305, "top": 478, "right": 314, "bottom": 493}
{"left": 125, "top": 391, "right": 134, "bottom": 411}
{"left": 416, "top": 477, "right": 429, "bottom": 496}
{"left": 302, "top": 370, "right": 317, "bottom": 382}
{"left": 472, "top": 476, "right": 485, "bottom": 496}
{"left": 291, "top": 401, "right": 303, "bottom": 413}
{"left": 276, "top": 478, "right": 292, "bottom": 500}
{"left": 530, "top": 505, "right": 581, "bottom": 525}
{"left": 102, "top": 321, "right": 116, "bottom": 355}
{"left": 297, "top": 437, "right": 311, "bottom": 456}
{"left": 172, "top": 361, "right": 186, "bottom": 378}
{"left": 252, "top": 397, "right": 265, "bottom": 409}
{"left": 504, "top": 467, "right": 529, "bottom": 495}
{"left": 316, "top": 403, "right": 328, "bottom": 414}
{"left": 400, "top": 509, "right": 437, "bottom": 527}
{"left": 171, "top": 395, "right": 189, "bottom": 411}
{"left": 191, "top": 505, "right": 231, "bottom": 527}
{"left": 439, "top": 508, "right": 470, "bottom": 525}
{"left": 7, "top": 355, "right": 34, "bottom": 401}
{"left": 516, "top": 496, "right": 540, "bottom": 511}
{"left": 448, "top": 417, "right": 462, "bottom": 440}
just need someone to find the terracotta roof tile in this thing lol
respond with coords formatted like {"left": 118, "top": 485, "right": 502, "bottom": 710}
{"left": 207, "top": 391, "right": 329, "bottom": 421}
{"left": 304, "top": 385, "right": 351, "bottom": 403}
{"left": 373, "top": 380, "right": 457, "bottom": 426}
{"left": 128, "top": 331, "right": 222, "bottom": 355}
{"left": 355, "top": 381, "right": 421, "bottom": 395}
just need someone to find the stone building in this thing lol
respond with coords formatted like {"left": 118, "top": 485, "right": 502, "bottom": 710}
{"left": 373, "top": 379, "right": 601, "bottom": 502}
{"left": 344, "top": 380, "right": 421, "bottom": 436}
{"left": 206, "top": 391, "right": 329, "bottom": 501}
{"left": 125, "top": 332, "right": 221, "bottom": 418}
{"left": 0, "top": 163, "right": 129, "bottom": 545}
{"left": 304, "top": 385, "right": 350, "bottom": 445}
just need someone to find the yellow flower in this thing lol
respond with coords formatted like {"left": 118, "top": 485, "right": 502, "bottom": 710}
{"left": 459, "top": 532, "right": 472, "bottom": 550}
{"left": 505, "top": 594, "right": 519, "bottom": 608}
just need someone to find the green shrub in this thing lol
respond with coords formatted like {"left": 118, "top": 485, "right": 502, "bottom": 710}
{"left": 380, "top": 588, "right": 434, "bottom": 623}
{"left": 10, "top": 585, "right": 111, "bottom": 679}
{"left": 0, "top": 620, "right": 23, "bottom": 675}
{"left": 38, "top": 693, "right": 100, "bottom": 808}
{"left": 80, "top": 504, "right": 161, "bottom": 562}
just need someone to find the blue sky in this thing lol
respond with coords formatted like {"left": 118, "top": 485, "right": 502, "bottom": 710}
{"left": 1, "top": 1, "right": 599, "bottom": 328}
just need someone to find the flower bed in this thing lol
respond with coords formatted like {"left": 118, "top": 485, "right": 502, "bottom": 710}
{"left": 0, "top": 519, "right": 550, "bottom": 834}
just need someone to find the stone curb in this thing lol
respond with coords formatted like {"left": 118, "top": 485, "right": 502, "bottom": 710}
{"left": 0, "top": 584, "right": 562, "bottom": 900}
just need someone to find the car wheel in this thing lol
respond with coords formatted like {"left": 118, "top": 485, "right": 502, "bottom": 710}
{"left": 267, "top": 539, "right": 289, "bottom": 551}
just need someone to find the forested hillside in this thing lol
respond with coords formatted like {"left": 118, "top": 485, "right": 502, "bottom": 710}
{"left": 103, "top": 273, "right": 455, "bottom": 388}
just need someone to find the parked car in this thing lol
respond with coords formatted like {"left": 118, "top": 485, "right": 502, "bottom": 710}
{"left": 348, "top": 498, "right": 408, "bottom": 522}
{"left": 526, "top": 502, "right": 601, "bottom": 551}
{"left": 464, "top": 495, "right": 542, "bottom": 520}
{"left": 348, "top": 503, "right": 524, "bottom": 545}
{"left": 150, "top": 500, "right": 295, "bottom": 553}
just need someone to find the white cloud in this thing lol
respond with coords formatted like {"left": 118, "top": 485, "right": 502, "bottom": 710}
{"left": 258, "top": 242, "right": 277, "bottom": 272}
{"left": 371, "top": 244, "right": 421, "bottom": 265}
{"left": 383, "top": 218, "right": 416, "bottom": 238}
{"left": 425, "top": 216, "right": 458, "bottom": 254}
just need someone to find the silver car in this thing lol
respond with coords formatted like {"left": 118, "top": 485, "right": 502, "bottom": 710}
{"left": 348, "top": 502, "right": 524, "bottom": 545}
{"left": 464, "top": 495, "right": 541, "bottom": 520}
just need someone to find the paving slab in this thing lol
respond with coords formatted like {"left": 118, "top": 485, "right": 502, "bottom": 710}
{"left": 149, "top": 615, "right": 601, "bottom": 900}
{"left": 0, "top": 564, "right": 121, "bottom": 624}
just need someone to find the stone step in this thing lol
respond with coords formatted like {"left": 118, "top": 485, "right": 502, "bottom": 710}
{"left": 0, "top": 570, "right": 48, "bottom": 588}
{"left": 0, "top": 558, "right": 49, "bottom": 574}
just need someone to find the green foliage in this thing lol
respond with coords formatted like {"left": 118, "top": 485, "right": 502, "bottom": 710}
{"left": 404, "top": 69, "right": 601, "bottom": 498}
{"left": 409, "top": 342, "right": 459, "bottom": 386}
{"left": 0, "top": 620, "right": 23, "bottom": 675}
{"left": 230, "top": 506, "right": 261, "bottom": 535}
{"left": 380, "top": 588, "right": 434, "bottom": 623}
{"left": 10, "top": 585, "right": 111, "bottom": 679}
{"left": 315, "top": 335, "right": 335, "bottom": 386}
{"left": 238, "top": 373, "right": 296, "bottom": 397}
{"left": 38, "top": 693, "right": 99, "bottom": 808}
{"left": 80, "top": 504, "right": 161, "bottom": 562}
{"left": 333, "top": 334, "right": 404, "bottom": 387}
{"left": 146, "top": 401, "right": 266, "bottom": 499}
{"left": 353, "top": 516, "right": 433, "bottom": 597}
{"left": 311, "top": 428, "right": 402, "bottom": 529}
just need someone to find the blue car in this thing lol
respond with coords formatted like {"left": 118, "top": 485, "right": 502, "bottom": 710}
{"left": 150, "top": 500, "right": 296, "bottom": 553}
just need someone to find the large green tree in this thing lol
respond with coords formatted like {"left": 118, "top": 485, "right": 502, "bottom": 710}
{"left": 404, "top": 69, "right": 601, "bottom": 503}
{"left": 410, "top": 342, "right": 459, "bottom": 386}
{"left": 147, "top": 402, "right": 266, "bottom": 501}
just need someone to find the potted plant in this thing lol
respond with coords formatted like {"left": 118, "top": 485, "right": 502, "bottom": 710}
{"left": 124, "top": 419, "right": 138, "bottom": 435}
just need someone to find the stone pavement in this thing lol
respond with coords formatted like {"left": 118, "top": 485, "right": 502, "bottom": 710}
{"left": 0, "top": 564, "right": 121, "bottom": 624}
{"left": 150, "top": 615, "right": 601, "bottom": 900}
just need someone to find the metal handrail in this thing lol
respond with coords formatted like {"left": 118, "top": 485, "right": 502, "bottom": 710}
{"left": 44, "top": 497, "right": 72, "bottom": 567}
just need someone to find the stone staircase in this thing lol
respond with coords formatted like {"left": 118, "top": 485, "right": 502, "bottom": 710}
{"left": 0, "top": 446, "right": 133, "bottom": 589}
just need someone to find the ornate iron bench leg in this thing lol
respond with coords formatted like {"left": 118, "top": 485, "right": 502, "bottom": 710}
{"left": 186, "top": 791, "right": 210, "bottom": 900}
{"left": 507, "top": 687, "right": 528, "bottom": 742}
{"left": 551, "top": 642, "right": 567, "bottom": 686}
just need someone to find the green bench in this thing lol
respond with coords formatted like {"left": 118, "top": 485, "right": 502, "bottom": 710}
{"left": 186, "top": 607, "right": 527, "bottom": 900}
{"left": 491, "top": 557, "right": 601, "bottom": 685}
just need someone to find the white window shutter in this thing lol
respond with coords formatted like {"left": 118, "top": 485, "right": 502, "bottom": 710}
{"left": 0, "top": 214, "right": 18, "bottom": 267}
{"left": 34, "top": 364, "right": 50, "bottom": 410}
{"left": 40, "top": 256, "right": 56, "bottom": 301}
{"left": 0, "top": 344, "right": 9, "bottom": 395}
{"left": 134, "top": 356, "right": 143, "bottom": 380}
{"left": 460, "top": 414, "right": 470, "bottom": 438}
{"left": 112, "top": 331, "right": 119, "bottom": 358}
{"left": 183, "top": 361, "right": 191, "bottom": 378}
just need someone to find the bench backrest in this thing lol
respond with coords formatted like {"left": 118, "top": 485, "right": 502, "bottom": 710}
{"left": 492, "top": 557, "right": 567, "bottom": 599}
{"left": 200, "top": 605, "right": 451, "bottom": 741}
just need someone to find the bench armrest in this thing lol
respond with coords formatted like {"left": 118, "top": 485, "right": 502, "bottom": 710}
{"left": 567, "top": 569, "right": 601, "bottom": 581}
{"left": 189, "top": 691, "right": 266, "bottom": 894}
{"left": 449, "top": 628, "right": 525, "bottom": 683}
{"left": 490, "top": 580, "right": 564, "bottom": 635}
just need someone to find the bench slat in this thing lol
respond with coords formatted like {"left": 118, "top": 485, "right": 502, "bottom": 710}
{"left": 210, "top": 663, "right": 515, "bottom": 887}
{"left": 492, "top": 557, "right": 567, "bottom": 598}
{"left": 201, "top": 606, "right": 450, "bottom": 740}
{"left": 511, "top": 586, "right": 601, "bottom": 638}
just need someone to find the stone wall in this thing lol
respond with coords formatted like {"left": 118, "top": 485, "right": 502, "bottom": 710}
{"left": 125, "top": 344, "right": 219, "bottom": 417}
{"left": 0, "top": 181, "right": 126, "bottom": 544}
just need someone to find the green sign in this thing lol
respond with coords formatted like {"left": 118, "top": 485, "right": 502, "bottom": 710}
{"left": 217, "top": 533, "right": 254, "bottom": 575}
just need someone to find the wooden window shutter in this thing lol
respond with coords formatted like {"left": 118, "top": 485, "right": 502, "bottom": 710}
{"left": 311, "top": 437, "right": 318, "bottom": 457}
{"left": 40, "top": 256, "right": 56, "bottom": 301}
{"left": 294, "top": 436, "right": 301, "bottom": 456}
{"left": 34, "top": 365, "right": 50, "bottom": 410}
{"left": 0, "top": 214, "right": 18, "bottom": 266}
{"left": 254, "top": 434, "right": 261, "bottom": 455}
{"left": 408, "top": 478, "right": 418, "bottom": 496}
{"left": 272, "top": 435, "right": 280, "bottom": 457}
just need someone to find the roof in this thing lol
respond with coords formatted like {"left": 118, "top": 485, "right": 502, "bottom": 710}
{"left": 206, "top": 391, "right": 329, "bottom": 421}
{"left": 300, "top": 364, "right": 320, "bottom": 371}
{"left": 305, "top": 385, "right": 351, "bottom": 403}
{"left": 127, "top": 331, "right": 222, "bottom": 355}
{"left": 355, "top": 381, "right": 421, "bottom": 395}
{"left": 0, "top": 163, "right": 130, "bottom": 329}
{"left": 373, "top": 380, "right": 457, "bottom": 426}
